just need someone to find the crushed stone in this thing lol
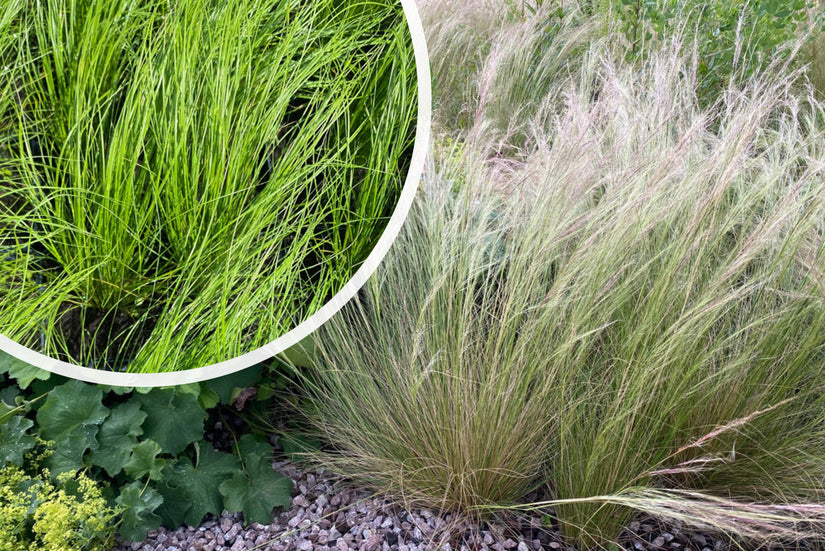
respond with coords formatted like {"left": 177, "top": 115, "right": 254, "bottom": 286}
{"left": 113, "top": 461, "right": 736, "bottom": 551}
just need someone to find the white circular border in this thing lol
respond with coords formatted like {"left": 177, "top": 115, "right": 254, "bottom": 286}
{"left": 0, "top": 0, "right": 431, "bottom": 387}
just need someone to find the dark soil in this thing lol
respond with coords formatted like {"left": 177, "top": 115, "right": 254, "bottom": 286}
{"left": 54, "top": 303, "right": 160, "bottom": 371}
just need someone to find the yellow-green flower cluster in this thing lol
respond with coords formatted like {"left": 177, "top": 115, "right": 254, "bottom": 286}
{"left": 0, "top": 466, "right": 119, "bottom": 551}
{"left": 0, "top": 464, "right": 37, "bottom": 551}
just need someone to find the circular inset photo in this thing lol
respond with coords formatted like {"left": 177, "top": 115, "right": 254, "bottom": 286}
{"left": 0, "top": 0, "right": 429, "bottom": 382}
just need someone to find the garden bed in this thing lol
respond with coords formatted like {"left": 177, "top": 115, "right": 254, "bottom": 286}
{"left": 4, "top": 1, "right": 825, "bottom": 550}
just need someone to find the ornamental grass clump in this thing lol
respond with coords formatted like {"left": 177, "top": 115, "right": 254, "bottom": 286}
{"left": 301, "top": 15, "right": 825, "bottom": 550}
{"left": 512, "top": 46, "right": 825, "bottom": 549}
{"left": 0, "top": 0, "right": 416, "bottom": 372}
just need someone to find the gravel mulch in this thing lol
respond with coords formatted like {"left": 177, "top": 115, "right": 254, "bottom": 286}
{"left": 114, "top": 460, "right": 736, "bottom": 551}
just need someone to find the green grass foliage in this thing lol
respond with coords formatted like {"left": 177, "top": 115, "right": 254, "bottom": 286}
{"left": 425, "top": 0, "right": 823, "bottom": 149}
{"left": 0, "top": 0, "right": 416, "bottom": 372}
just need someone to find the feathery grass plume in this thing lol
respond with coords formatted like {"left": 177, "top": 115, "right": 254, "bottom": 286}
{"left": 300, "top": 21, "right": 825, "bottom": 551}
{"left": 495, "top": 489, "right": 825, "bottom": 546}
{"left": 420, "top": 0, "right": 597, "bottom": 155}
{"left": 512, "top": 37, "right": 825, "bottom": 549}
{"left": 808, "top": 1, "right": 825, "bottom": 99}
{"left": 0, "top": 0, "right": 416, "bottom": 372}
{"left": 423, "top": 0, "right": 825, "bottom": 156}
{"left": 301, "top": 156, "right": 561, "bottom": 512}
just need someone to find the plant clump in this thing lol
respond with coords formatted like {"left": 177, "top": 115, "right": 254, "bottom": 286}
{"left": 0, "top": 353, "right": 294, "bottom": 543}
{"left": 296, "top": 2, "right": 825, "bottom": 549}
{"left": 0, "top": 0, "right": 417, "bottom": 372}
{"left": 0, "top": 444, "right": 119, "bottom": 551}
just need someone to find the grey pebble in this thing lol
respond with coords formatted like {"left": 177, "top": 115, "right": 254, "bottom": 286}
{"left": 113, "top": 462, "right": 731, "bottom": 551}
{"left": 362, "top": 535, "right": 382, "bottom": 551}
{"left": 226, "top": 524, "right": 240, "bottom": 541}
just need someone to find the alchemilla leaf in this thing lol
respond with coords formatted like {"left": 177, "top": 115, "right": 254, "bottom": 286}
{"left": 117, "top": 481, "right": 163, "bottom": 542}
{"left": 238, "top": 433, "right": 272, "bottom": 460}
{"left": 0, "top": 351, "right": 50, "bottom": 389}
{"left": 161, "top": 442, "right": 241, "bottom": 527}
{"left": 155, "top": 478, "right": 193, "bottom": 529}
{"left": 123, "top": 440, "right": 166, "bottom": 481}
{"left": 136, "top": 389, "right": 206, "bottom": 455}
{"left": 46, "top": 427, "right": 102, "bottom": 479}
{"left": 37, "top": 380, "right": 109, "bottom": 438}
{"left": 47, "top": 428, "right": 100, "bottom": 475}
{"left": 0, "top": 415, "right": 36, "bottom": 466}
{"left": 218, "top": 453, "right": 292, "bottom": 525}
{"left": 88, "top": 401, "right": 147, "bottom": 476}
{"left": 36, "top": 380, "right": 108, "bottom": 472}
{"left": 0, "top": 386, "right": 19, "bottom": 422}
